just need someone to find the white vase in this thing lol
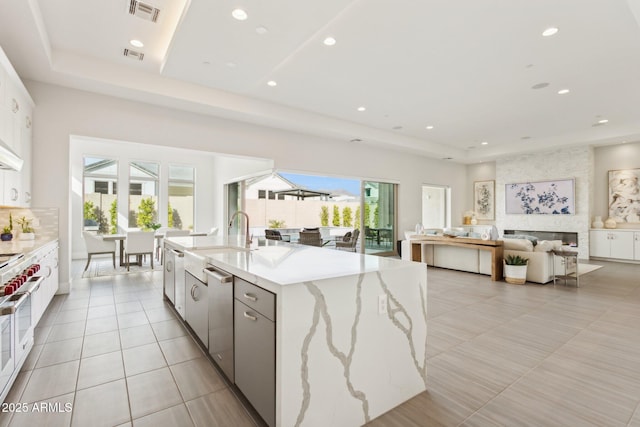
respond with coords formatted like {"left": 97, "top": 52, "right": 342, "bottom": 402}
{"left": 470, "top": 218, "right": 478, "bottom": 225}
{"left": 604, "top": 217, "right": 617, "bottom": 229}
{"left": 18, "top": 232, "right": 35, "bottom": 240}
{"left": 592, "top": 216, "right": 603, "bottom": 228}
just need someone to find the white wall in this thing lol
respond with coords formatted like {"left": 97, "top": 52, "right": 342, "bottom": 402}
{"left": 28, "top": 81, "right": 467, "bottom": 288}
{"left": 496, "top": 147, "right": 593, "bottom": 258}
{"left": 466, "top": 162, "right": 497, "bottom": 226}
{"left": 593, "top": 142, "right": 640, "bottom": 229}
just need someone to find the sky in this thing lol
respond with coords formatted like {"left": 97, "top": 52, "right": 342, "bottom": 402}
{"left": 280, "top": 173, "right": 361, "bottom": 196}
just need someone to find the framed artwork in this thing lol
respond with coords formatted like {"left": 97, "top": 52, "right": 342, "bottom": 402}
{"left": 505, "top": 178, "right": 575, "bottom": 215}
{"left": 608, "top": 169, "right": 640, "bottom": 223}
{"left": 474, "top": 180, "right": 495, "bottom": 220}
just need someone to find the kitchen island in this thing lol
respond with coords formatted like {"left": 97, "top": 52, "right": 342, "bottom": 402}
{"left": 166, "top": 236, "right": 427, "bottom": 427}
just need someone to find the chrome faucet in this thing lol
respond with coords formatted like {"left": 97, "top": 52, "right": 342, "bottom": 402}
{"left": 228, "top": 211, "right": 252, "bottom": 248}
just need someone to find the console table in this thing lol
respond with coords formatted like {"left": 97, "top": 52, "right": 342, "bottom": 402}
{"left": 410, "top": 236, "right": 504, "bottom": 281}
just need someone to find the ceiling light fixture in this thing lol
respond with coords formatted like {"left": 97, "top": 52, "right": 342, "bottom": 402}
{"left": 323, "top": 37, "right": 336, "bottom": 46}
{"left": 129, "top": 39, "right": 144, "bottom": 48}
{"left": 357, "top": 106, "right": 366, "bottom": 112}
{"left": 557, "top": 89, "right": 570, "bottom": 95}
{"left": 426, "top": 125, "right": 434, "bottom": 130}
{"left": 531, "top": 82, "right": 550, "bottom": 90}
{"left": 267, "top": 80, "right": 277, "bottom": 87}
{"left": 542, "top": 27, "right": 559, "bottom": 37}
{"left": 232, "top": 8, "right": 248, "bottom": 21}
{"left": 255, "top": 26, "right": 268, "bottom": 34}
{"left": 481, "top": 141, "right": 488, "bottom": 145}
{"left": 225, "top": 62, "right": 237, "bottom": 68}
{"left": 598, "top": 119, "right": 609, "bottom": 124}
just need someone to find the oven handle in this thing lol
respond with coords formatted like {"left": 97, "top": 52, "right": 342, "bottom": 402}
{"left": 23, "top": 276, "right": 44, "bottom": 294}
{"left": 12, "top": 292, "right": 30, "bottom": 310}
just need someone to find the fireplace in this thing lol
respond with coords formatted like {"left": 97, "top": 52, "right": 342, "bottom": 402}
{"left": 503, "top": 230, "right": 578, "bottom": 247}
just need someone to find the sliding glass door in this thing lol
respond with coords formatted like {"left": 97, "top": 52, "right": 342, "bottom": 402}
{"left": 362, "top": 181, "right": 396, "bottom": 255}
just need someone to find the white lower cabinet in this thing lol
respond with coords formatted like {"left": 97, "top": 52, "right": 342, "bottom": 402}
{"left": 589, "top": 230, "right": 634, "bottom": 260}
{"left": 635, "top": 232, "right": 640, "bottom": 261}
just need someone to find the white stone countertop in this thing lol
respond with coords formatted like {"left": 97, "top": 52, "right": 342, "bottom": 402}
{"left": 0, "top": 236, "right": 58, "bottom": 256}
{"left": 168, "top": 236, "right": 417, "bottom": 287}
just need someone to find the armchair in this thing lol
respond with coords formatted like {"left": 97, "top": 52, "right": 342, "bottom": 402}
{"left": 336, "top": 229, "right": 359, "bottom": 252}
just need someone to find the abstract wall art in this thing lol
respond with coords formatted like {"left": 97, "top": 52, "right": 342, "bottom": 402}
{"left": 474, "top": 180, "right": 495, "bottom": 220}
{"left": 608, "top": 169, "right": 640, "bottom": 223}
{"left": 505, "top": 178, "right": 575, "bottom": 215}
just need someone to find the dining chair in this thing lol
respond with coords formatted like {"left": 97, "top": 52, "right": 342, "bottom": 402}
{"left": 82, "top": 231, "right": 116, "bottom": 271}
{"left": 298, "top": 230, "right": 322, "bottom": 247}
{"left": 124, "top": 230, "right": 155, "bottom": 271}
{"left": 336, "top": 229, "right": 359, "bottom": 252}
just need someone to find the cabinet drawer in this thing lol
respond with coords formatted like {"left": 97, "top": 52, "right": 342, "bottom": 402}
{"left": 234, "top": 278, "right": 275, "bottom": 321}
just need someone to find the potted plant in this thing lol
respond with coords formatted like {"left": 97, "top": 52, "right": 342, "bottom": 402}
{"left": 504, "top": 254, "right": 529, "bottom": 284}
{"left": 17, "top": 216, "right": 35, "bottom": 240}
{"left": 1, "top": 213, "right": 13, "bottom": 241}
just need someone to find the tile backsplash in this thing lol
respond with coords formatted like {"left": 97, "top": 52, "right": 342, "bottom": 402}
{"left": 0, "top": 207, "right": 59, "bottom": 240}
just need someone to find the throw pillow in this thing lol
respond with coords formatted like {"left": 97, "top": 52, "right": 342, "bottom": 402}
{"left": 503, "top": 238, "right": 534, "bottom": 252}
{"left": 343, "top": 231, "right": 352, "bottom": 242}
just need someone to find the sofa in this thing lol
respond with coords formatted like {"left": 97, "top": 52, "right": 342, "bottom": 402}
{"left": 402, "top": 233, "right": 571, "bottom": 284}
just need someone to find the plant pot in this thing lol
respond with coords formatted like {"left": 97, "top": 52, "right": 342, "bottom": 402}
{"left": 504, "top": 263, "right": 527, "bottom": 285}
{"left": 0, "top": 233, "right": 12, "bottom": 242}
{"left": 18, "top": 232, "right": 34, "bottom": 240}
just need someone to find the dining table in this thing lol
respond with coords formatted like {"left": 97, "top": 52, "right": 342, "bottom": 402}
{"left": 103, "top": 231, "right": 207, "bottom": 267}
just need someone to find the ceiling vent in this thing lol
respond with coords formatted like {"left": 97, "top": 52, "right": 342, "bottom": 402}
{"left": 123, "top": 48, "right": 145, "bottom": 61}
{"left": 128, "top": 0, "right": 160, "bottom": 22}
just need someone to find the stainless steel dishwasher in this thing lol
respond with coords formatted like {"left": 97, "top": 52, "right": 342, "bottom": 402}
{"left": 203, "top": 265, "right": 234, "bottom": 382}
{"left": 166, "top": 246, "right": 186, "bottom": 319}
{"left": 185, "top": 272, "right": 208, "bottom": 346}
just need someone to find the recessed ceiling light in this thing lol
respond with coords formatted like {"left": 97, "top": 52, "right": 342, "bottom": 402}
{"left": 129, "top": 39, "right": 144, "bottom": 48}
{"left": 350, "top": 138, "right": 362, "bottom": 143}
{"left": 481, "top": 141, "right": 488, "bottom": 145}
{"left": 558, "top": 89, "right": 570, "bottom": 95}
{"left": 531, "top": 82, "right": 550, "bottom": 90}
{"left": 542, "top": 27, "right": 559, "bottom": 37}
{"left": 255, "top": 26, "right": 268, "bottom": 34}
{"left": 598, "top": 119, "right": 609, "bottom": 124}
{"left": 267, "top": 80, "right": 277, "bottom": 87}
{"left": 225, "top": 62, "right": 237, "bottom": 68}
{"left": 232, "top": 8, "right": 248, "bottom": 21}
{"left": 323, "top": 37, "right": 336, "bottom": 46}
{"left": 521, "top": 136, "right": 531, "bottom": 140}
{"left": 357, "top": 106, "right": 366, "bottom": 112}
{"left": 425, "top": 125, "right": 434, "bottom": 130}
{"left": 392, "top": 126, "right": 403, "bottom": 130}
{"left": 202, "top": 61, "right": 211, "bottom": 65}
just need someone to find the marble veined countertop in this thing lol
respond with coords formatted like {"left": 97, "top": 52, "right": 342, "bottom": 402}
{"left": 168, "top": 236, "right": 416, "bottom": 287}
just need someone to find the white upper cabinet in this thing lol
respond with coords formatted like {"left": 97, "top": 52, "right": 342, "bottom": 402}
{"left": 0, "top": 45, "right": 34, "bottom": 207}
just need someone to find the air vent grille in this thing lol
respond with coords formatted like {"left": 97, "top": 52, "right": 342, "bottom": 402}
{"left": 128, "top": 0, "right": 160, "bottom": 22}
{"left": 123, "top": 48, "right": 145, "bottom": 61}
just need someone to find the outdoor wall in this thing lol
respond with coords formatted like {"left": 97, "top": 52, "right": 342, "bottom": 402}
{"left": 593, "top": 141, "right": 640, "bottom": 229}
{"left": 246, "top": 199, "right": 360, "bottom": 229}
{"left": 496, "top": 146, "right": 593, "bottom": 259}
{"left": 28, "top": 81, "right": 467, "bottom": 288}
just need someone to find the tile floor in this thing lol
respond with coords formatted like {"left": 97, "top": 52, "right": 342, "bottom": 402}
{"left": 1, "top": 257, "right": 640, "bottom": 426}
{"left": 0, "top": 265, "right": 257, "bottom": 427}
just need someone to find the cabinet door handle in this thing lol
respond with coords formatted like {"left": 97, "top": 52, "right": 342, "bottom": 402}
{"left": 243, "top": 311, "right": 258, "bottom": 321}
{"left": 166, "top": 261, "right": 173, "bottom": 272}
{"left": 243, "top": 292, "right": 257, "bottom": 302}
{"left": 10, "top": 188, "right": 18, "bottom": 201}
{"left": 216, "top": 353, "right": 223, "bottom": 360}
{"left": 190, "top": 285, "right": 196, "bottom": 300}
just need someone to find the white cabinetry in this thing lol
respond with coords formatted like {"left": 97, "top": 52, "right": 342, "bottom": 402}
{"left": 589, "top": 230, "right": 634, "bottom": 260}
{"left": 0, "top": 46, "right": 33, "bottom": 207}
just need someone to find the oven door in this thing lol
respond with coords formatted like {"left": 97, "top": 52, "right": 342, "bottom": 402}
{"left": 0, "top": 313, "right": 14, "bottom": 398}
{"left": 13, "top": 292, "right": 33, "bottom": 365}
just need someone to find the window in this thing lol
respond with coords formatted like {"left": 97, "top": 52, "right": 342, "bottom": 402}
{"left": 83, "top": 157, "right": 118, "bottom": 234}
{"left": 258, "top": 190, "right": 266, "bottom": 199}
{"left": 168, "top": 165, "right": 194, "bottom": 230}
{"left": 129, "top": 161, "right": 159, "bottom": 229}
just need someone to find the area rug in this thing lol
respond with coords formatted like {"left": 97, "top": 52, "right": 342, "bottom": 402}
{"left": 577, "top": 264, "right": 603, "bottom": 276}
{"left": 82, "top": 259, "right": 162, "bottom": 278}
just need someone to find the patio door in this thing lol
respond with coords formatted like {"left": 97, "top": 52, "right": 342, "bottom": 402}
{"left": 226, "top": 181, "right": 244, "bottom": 235}
{"left": 362, "top": 181, "right": 397, "bottom": 255}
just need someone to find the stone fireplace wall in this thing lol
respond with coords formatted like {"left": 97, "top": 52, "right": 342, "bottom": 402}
{"left": 496, "top": 146, "right": 593, "bottom": 259}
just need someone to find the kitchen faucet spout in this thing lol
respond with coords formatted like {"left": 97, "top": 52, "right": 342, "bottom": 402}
{"left": 229, "top": 211, "right": 252, "bottom": 248}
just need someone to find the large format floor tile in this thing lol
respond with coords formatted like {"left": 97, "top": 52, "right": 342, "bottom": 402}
{"left": 4, "top": 258, "right": 640, "bottom": 427}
